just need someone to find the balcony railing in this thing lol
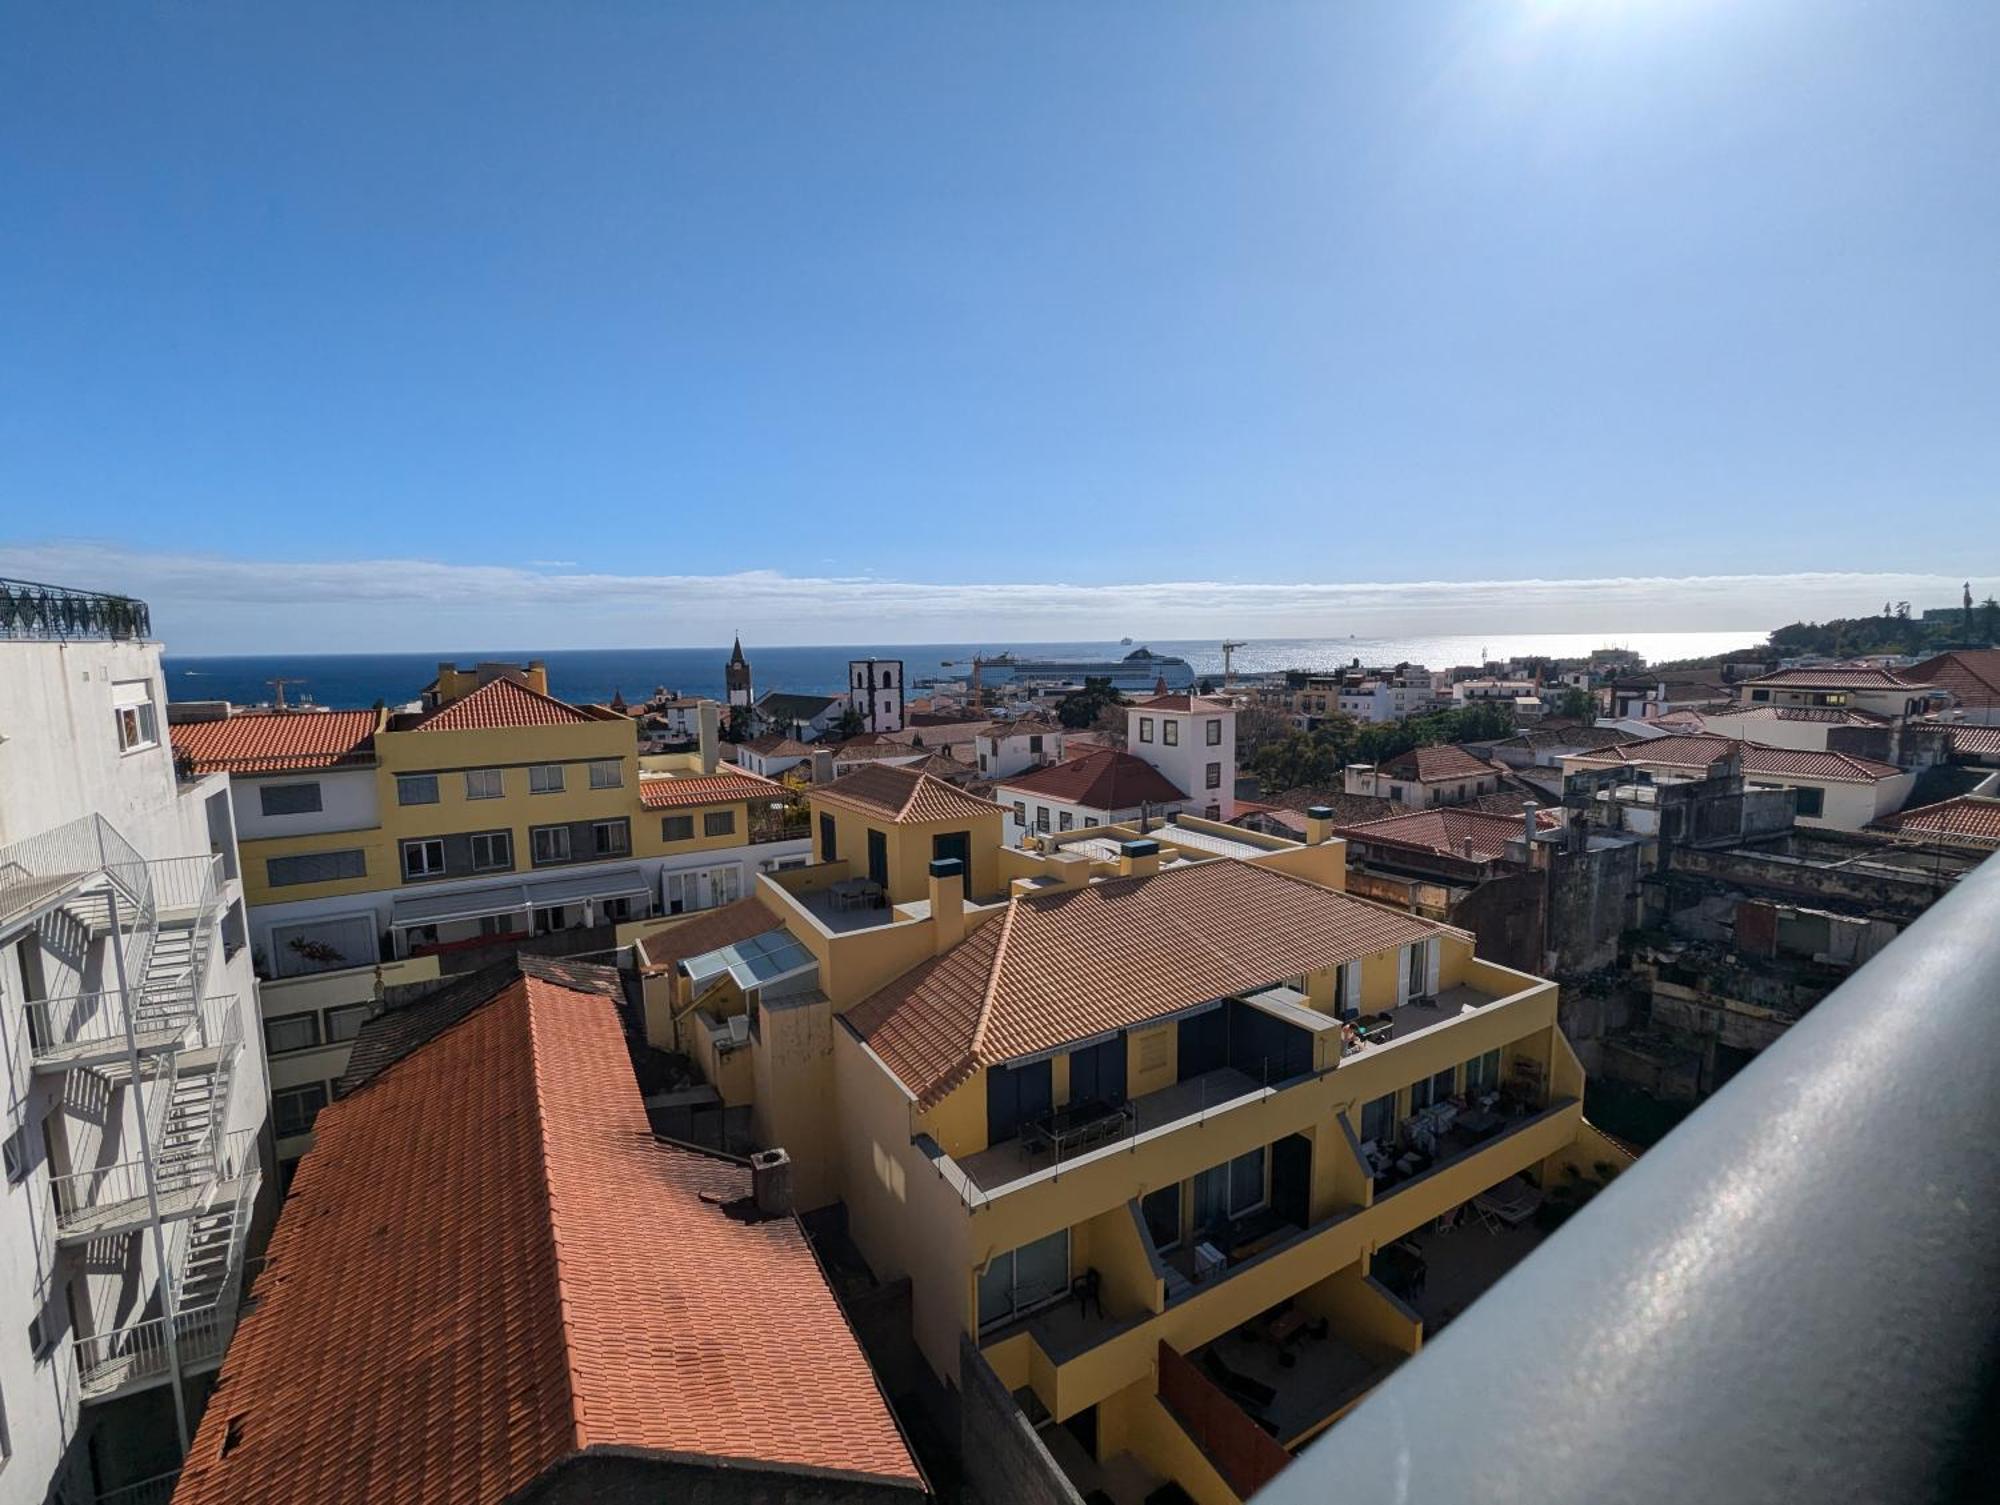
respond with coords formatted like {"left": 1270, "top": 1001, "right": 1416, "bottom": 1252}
{"left": 0, "top": 577, "right": 150, "bottom": 641}
{"left": 75, "top": 1302, "right": 231, "bottom": 1399}
{"left": 50, "top": 1126, "right": 258, "bottom": 1236}
{"left": 1254, "top": 847, "right": 2000, "bottom": 1505}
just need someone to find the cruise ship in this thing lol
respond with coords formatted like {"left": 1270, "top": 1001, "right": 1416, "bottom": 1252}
{"left": 980, "top": 645, "right": 1196, "bottom": 692}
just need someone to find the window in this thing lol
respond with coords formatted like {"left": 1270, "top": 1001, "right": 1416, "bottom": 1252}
{"left": 529, "top": 764, "right": 565, "bottom": 794}
{"left": 1360, "top": 1093, "right": 1396, "bottom": 1145}
{"left": 113, "top": 681, "right": 159, "bottom": 752}
{"left": 588, "top": 759, "right": 623, "bottom": 789}
{"left": 479, "top": 913, "right": 518, "bottom": 937}
{"left": 397, "top": 774, "right": 439, "bottom": 806}
{"left": 1163, "top": 718, "right": 1179, "bottom": 746}
{"left": 532, "top": 826, "right": 572, "bottom": 864}
{"left": 1794, "top": 786, "right": 1826, "bottom": 818}
{"left": 1206, "top": 719, "right": 1223, "bottom": 746}
{"left": 1012, "top": 801, "right": 1026, "bottom": 824}
{"left": 273, "top": 1084, "right": 329, "bottom": 1138}
{"left": 977, "top": 1229, "right": 1069, "bottom": 1330}
{"left": 1750, "top": 688, "right": 1771, "bottom": 702}
{"left": 603, "top": 896, "right": 635, "bottom": 922}
{"left": 662, "top": 814, "right": 695, "bottom": 841}
{"left": 266, "top": 849, "right": 365, "bottom": 887}
{"left": 264, "top": 1012, "right": 322, "bottom": 1055}
{"left": 1082, "top": 816, "right": 1098, "bottom": 827}
{"left": 259, "top": 782, "right": 323, "bottom": 817}
{"left": 1205, "top": 761, "right": 1222, "bottom": 790}
{"left": 324, "top": 1004, "right": 372, "bottom": 1044}
{"left": 1464, "top": 1048, "right": 1502, "bottom": 1095}
{"left": 401, "top": 838, "right": 446, "bottom": 880}
{"left": 1035, "top": 806, "right": 1050, "bottom": 832}
{"left": 665, "top": 864, "right": 742, "bottom": 915}
{"left": 593, "top": 819, "right": 631, "bottom": 856}
{"left": 1142, "top": 1184, "right": 1182, "bottom": 1252}
{"left": 1058, "top": 811, "right": 1074, "bottom": 831}
{"left": 1138, "top": 717, "right": 1154, "bottom": 743}
{"left": 1229, "top": 1145, "right": 1267, "bottom": 1216}
{"left": 534, "top": 905, "right": 569, "bottom": 933}
{"left": 1028, "top": 734, "right": 1043, "bottom": 754}
{"left": 469, "top": 830, "right": 513, "bottom": 871}
{"left": 703, "top": 809, "right": 735, "bottom": 838}
{"left": 29, "top": 1310, "right": 57, "bottom": 1362}
{"left": 2, "top": 1126, "right": 30, "bottom": 1185}
{"left": 465, "top": 768, "right": 504, "bottom": 800}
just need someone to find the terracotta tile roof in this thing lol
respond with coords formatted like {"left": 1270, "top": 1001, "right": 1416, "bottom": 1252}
{"left": 1495, "top": 726, "right": 1638, "bottom": 751}
{"left": 176, "top": 965, "right": 920, "bottom": 1505}
{"left": 887, "top": 720, "right": 992, "bottom": 748}
{"left": 995, "top": 747, "right": 1188, "bottom": 809}
{"left": 337, "top": 955, "right": 622, "bottom": 1095}
{"left": 985, "top": 717, "right": 1063, "bottom": 737}
{"left": 639, "top": 767, "right": 782, "bottom": 808}
{"left": 1718, "top": 704, "right": 1889, "bottom": 725}
{"left": 412, "top": 676, "right": 597, "bottom": 732}
{"left": 846, "top": 859, "right": 1449, "bottom": 1107}
{"left": 1951, "top": 725, "right": 2000, "bottom": 760}
{"left": 169, "top": 710, "right": 379, "bottom": 774}
{"left": 834, "top": 734, "right": 918, "bottom": 761}
{"left": 1741, "top": 666, "right": 1919, "bottom": 690}
{"left": 1574, "top": 734, "right": 1904, "bottom": 782}
{"left": 1378, "top": 744, "right": 1495, "bottom": 782}
{"left": 813, "top": 763, "right": 1003, "bottom": 824}
{"left": 757, "top": 691, "right": 841, "bottom": 723}
{"left": 635, "top": 899, "right": 782, "bottom": 973}
{"left": 1335, "top": 807, "right": 1558, "bottom": 864}
{"left": 739, "top": 734, "right": 814, "bottom": 757}
{"left": 1875, "top": 794, "right": 2000, "bottom": 847}
{"left": 1906, "top": 650, "right": 2000, "bottom": 711}
{"left": 1130, "top": 692, "right": 1234, "bottom": 713}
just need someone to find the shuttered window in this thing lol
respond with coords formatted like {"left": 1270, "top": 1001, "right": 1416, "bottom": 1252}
{"left": 267, "top": 850, "right": 365, "bottom": 887}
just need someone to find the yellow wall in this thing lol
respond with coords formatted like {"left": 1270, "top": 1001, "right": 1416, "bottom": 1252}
{"left": 809, "top": 797, "right": 1003, "bottom": 903}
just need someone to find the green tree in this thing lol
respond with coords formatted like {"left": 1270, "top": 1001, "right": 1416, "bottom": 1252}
{"left": 1057, "top": 676, "right": 1128, "bottom": 729}
{"left": 830, "top": 705, "right": 867, "bottom": 741}
{"left": 1555, "top": 685, "right": 1595, "bottom": 720}
{"left": 1985, "top": 597, "right": 1999, "bottom": 644}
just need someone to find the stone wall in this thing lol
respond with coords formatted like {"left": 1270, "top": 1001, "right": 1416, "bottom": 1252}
{"left": 959, "top": 1335, "right": 1085, "bottom": 1505}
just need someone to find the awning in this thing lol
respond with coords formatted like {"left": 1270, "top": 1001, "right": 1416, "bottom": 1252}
{"left": 389, "top": 866, "right": 650, "bottom": 928}
{"left": 680, "top": 928, "right": 817, "bottom": 994}
{"left": 390, "top": 880, "right": 533, "bottom": 928}
{"left": 523, "top": 866, "right": 649, "bottom": 907}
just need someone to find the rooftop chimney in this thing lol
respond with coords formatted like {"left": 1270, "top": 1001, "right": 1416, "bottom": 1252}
{"left": 1304, "top": 804, "right": 1335, "bottom": 846}
{"left": 750, "top": 1148, "right": 793, "bottom": 1216}
{"left": 811, "top": 748, "right": 835, "bottom": 784}
{"left": 1118, "top": 837, "right": 1162, "bottom": 879}
{"left": 928, "top": 856, "right": 966, "bottom": 954}
{"left": 1523, "top": 801, "right": 1539, "bottom": 848}
{"left": 697, "top": 700, "right": 721, "bottom": 775}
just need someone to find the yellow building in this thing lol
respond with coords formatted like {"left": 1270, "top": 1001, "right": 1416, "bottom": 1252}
{"left": 171, "top": 666, "right": 812, "bottom": 1170}
{"left": 630, "top": 765, "right": 1627, "bottom": 1503}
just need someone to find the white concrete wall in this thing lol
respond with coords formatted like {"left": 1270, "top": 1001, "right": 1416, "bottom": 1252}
{"left": 0, "top": 636, "right": 269, "bottom": 1500}
{"left": 1127, "top": 705, "right": 1236, "bottom": 820}
{"left": 975, "top": 730, "right": 1064, "bottom": 780}
{"left": 230, "top": 766, "right": 379, "bottom": 840}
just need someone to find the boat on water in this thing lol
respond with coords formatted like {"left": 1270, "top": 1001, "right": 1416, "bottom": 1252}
{"left": 981, "top": 646, "right": 1195, "bottom": 693}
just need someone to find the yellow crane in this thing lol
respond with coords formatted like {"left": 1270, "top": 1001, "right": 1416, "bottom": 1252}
{"left": 1220, "top": 640, "right": 1247, "bottom": 688}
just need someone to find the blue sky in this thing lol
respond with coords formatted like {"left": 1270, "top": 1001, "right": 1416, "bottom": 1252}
{"left": 2, "top": 1, "right": 1996, "bottom": 652}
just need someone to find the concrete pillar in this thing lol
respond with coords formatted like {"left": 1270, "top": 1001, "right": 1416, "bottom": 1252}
{"left": 929, "top": 857, "right": 966, "bottom": 954}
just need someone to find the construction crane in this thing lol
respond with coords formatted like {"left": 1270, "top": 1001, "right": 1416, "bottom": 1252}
{"left": 266, "top": 676, "right": 307, "bottom": 711}
{"left": 1220, "top": 641, "right": 1248, "bottom": 688}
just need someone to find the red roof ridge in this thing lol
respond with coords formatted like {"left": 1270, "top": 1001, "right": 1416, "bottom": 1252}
{"left": 413, "top": 675, "right": 595, "bottom": 732}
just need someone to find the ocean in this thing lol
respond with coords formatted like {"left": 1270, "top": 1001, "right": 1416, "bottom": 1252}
{"left": 162, "top": 631, "right": 1764, "bottom": 710}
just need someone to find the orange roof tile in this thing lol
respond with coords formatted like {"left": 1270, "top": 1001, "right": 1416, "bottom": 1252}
{"left": 1574, "top": 734, "right": 1903, "bottom": 782}
{"left": 635, "top": 898, "right": 783, "bottom": 973}
{"left": 1131, "top": 692, "right": 1234, "bottom": 713}
{"left": 1952, "top": 725, "right": 2000, "bottom": 760}
{"left": 995, "top": 747, "right": 1188, "bottom": 809}
{"left": 172, "top": 967, "right": 920, "bottom": 1505}
{"left": 638, "top": 767, "right": 783, "bottom": 808}
{"left": 1875, "top": 794, "right": 2000, "bottom": 847}
{"left": 1378, "top": 744, "right": 1494, "bottom": 782}
{"left": 1742, "top": 666, "right": 1920, "bottom": 690}
{"left": 413, "top": 676, "right": 597, "bottom": 731}
{"left": 846, "top": 859, "right": 1448, "bottom": 1107}
{"left": 813, "top": 763, "right": 1003, "bottom": 824}
{"left": 1336, "top": 807, "right": 1559, "bottom": 863}
{"left": 169, "top": 710, "right": 379, "bottom": 774}
{"left": 1907, "top": 650, "right": 2000, "bottom": 711}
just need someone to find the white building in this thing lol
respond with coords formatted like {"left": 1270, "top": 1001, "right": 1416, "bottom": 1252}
{"left": 1451, "top": 677, "right": 1538, "bottom": 705}
{"left": 848, "top": 658, "right": 905, "bottom": 733}
{"left": 1126, "top": 690, "right": 1238, "bottom": 820}
{"left": 973, "top": 717, "right": 1065, "bottom": 779}
{"left": 0, "top": 580, "right": 269, "bottom": 1501}
{"left": 995, "top": 748, "right": 1191, "bottom": 843}
{"left": 1561, "top": 736, "right": 1916, "bottom": 832}
{"left": 1336, "top": 674, "right": 1440, "bottom": 724}
{"left": 1734, "top": 666, "right": 1944, "bottom": 722}
{"left": 1344, "top": 745, "right": 1503, "bottom": 808}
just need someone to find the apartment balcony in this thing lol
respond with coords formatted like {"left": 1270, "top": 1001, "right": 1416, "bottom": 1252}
{"left": 980, "top": 1097, "right": 1583, "bottom": 1424}
{"left": 50, "top": 1127, "right": 259, "bottom": 1246}
{"left": 21, "top": 988, "right": 239, "bottom": 1075}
